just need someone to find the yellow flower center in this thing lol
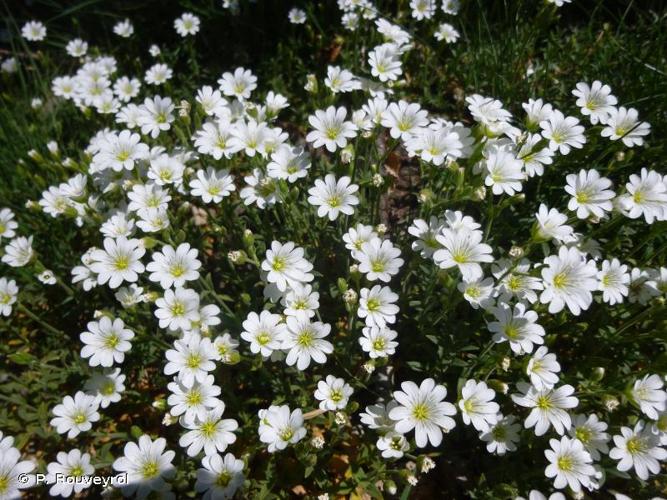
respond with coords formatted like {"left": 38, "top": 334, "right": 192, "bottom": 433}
{"left": 575, "top": 426, "right": 592, "bottom": 444}
{"left": 186, "top": 389, "right": 202, "bottom": 406}
{"left": 105, "top": 333, "right": 120, "bottom": 349}
{"left": 73, "top": 412, "right": 86, "bottom": 424}
{"left": 201, "top": 420, "right": 217, "bottom": 438}
{"left": 170, "top": 264, "right": 185, "bottom": 277}
{"left": 141, "top": 461, "right": 159, "bottom": 479}
{"left": 557, "top": 455, "right": 574, "bottom": 472}
{"left": 626, "top": 436, "right": 647, "bottom": 455}
{"left": 412, "top": 403, "right": 429, "bottom": 421}
{"left": 216, "top": 471, "right": 232, "bottom": 487}
{"left": 297, "top": 330, "right": 314, "bottom": 347}
{"left": 114, "top": 256, "right": 129, "bottom": 270}
{"left": 272, "top": 257, "right": 286, "bottom": 271}
{"left": 553, "top": 272, "right": 569, "bottom": 289}
{"left": 366, "top": 298, "right": 381, "bottom": 312}
{"left": 171, "top": 302, "right": 185, "bottom": 316}
{"left": 536, "top": 396, "right": 551, "bottom": 410}
{"left": 186, "top": 353, "right": 202, "bottom": 369}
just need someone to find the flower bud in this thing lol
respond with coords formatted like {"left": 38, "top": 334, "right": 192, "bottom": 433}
{"left": 375, "top": 223, "right": 387, "bottom": 235}
{"left": 372, "top": 173, "right": 384, "bottom": 187}
{"left": 343, "top": 288, "right": 358, "bottom": 305}
{"left": 509, "top": 246, "right": 524, "bottom": 258}
{"left": 591, "top": 367, "right": 605, "bottom": 382}
{"left": 304, "top": 74, "right": 318, "bottom": 93}
{"left": 341, "top": 145, "right": 354, "bottom": 164}
{"left": 473, "top": 186, "right": 487, "bottom": 201}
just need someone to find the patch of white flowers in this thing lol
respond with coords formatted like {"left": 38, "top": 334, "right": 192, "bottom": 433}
{"left": 1, "top": 3, "right": 666, "bottom": 499}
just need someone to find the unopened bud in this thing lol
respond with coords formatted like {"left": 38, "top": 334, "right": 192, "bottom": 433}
{"left": 473, "top": 186, "right": 487, "bottom": 201}
{"left": 343, "top": 289, "right": 358, "bottom": 305}
{"left": 509, "top": 246, "right": 524, "bottom": 258}
{"left": 372, "top": 173, "right": 384, "bottom": 187}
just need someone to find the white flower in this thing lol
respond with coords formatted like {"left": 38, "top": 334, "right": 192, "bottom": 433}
{"left": 355, "top": 237, "right": 404, "bottom": 282}
{"left": 408, "top": 217, "right": 445, "bottom": 258}
{"left": 458, "top": 380, "right": 500, "bottom": 431}
{"left": 489, "top": 302, "right": 545, "bottom": 355}
{"left": 112, "top": 435, "right": 176, "bottom": 498}
{"left": 179, "top": 404, "right": 238, "bottom": 457}
{"left": 376, "top": 18, "right": 411, "bottom": 45}
{"left": 89, "top": 237, "right": 145, "bottom": 289}
{"left": 240, "top": 168, "right": 279, "bottom": 209}
{"left": 113, "top": 76, "right": 141, "bottom": 102}
{"left": 0, "top": 446, "right": 35, "bottom": 498}
{"left": 288, "top": 8, "right": 307, "bottom": 24}
{"left": 314, "top": 375, "right": 353, "bottom": 410}
{"left": 609, "top": 421, "right": 667, "bottom": 480}
{"left": 568, "top": 414, "right": 610, "bottom": 460}
{"left": 193, "top": 120, "right": 236, "bottom": 160}
{"left": 484, "top": 149, "right": 524, "bottom": 196}
{"left": 359, "top": 326, "right": 398, "bottom": 358}
{"left": 167, "top": 374, "right": 222, "bottom": 420}
{"left": 113, "top": 19, "right": 134, "bottom": 38}
{"left": 174, "top": 12, "right": 200, "bottom": 37}
{"left": 405, "top": 126, "right": 464, "bottom": 166}
{"left": 388, "top": 378, "right": 457, "bottom": 447}
{"left": 50, "top": 392, "right": 100, "bottom": 438}
{"left": 307, "top": 174, "right": 359, "bottom": 220}
{"left": 523, "top": 98, "right": 554, "bottom": 128}
{"left": 544, "top": 436, "right": 596, "bottom": 492}
{"left": 189, "top": 167, "right": 235, "bottom": 203}
{"left": 213, "top": 334, "right": 240, "bottom": 364}
{"left": 572, "top": 81, "right": 617, "bottom": 124}
{"left": 434, "top": 23, "right": 460, "bottom": 43}
{"left": 343, "top": 224, "right": 378, "bottom": 254}
{"left": 358, "top": 285, "right": 399, "bottom": 328}
{"left": 480, "top": 414, "right": 521, "bottom": 455}
{"left": 381, "top": 100, "right": 429, "bottom": 140}
{"left": 601, "top": 106, "right": 651, "bottom": 147}
{"left": 458, "top": 277, "right": 495, "bottom": 310}
{"left": 241, "top": 310, "right": 286, "bottom": 357}
{"left": 377, "top": 432, "right": 410, "bottom": 458}
{"left": 258, "top": 405, "right": 307, "bottom": 452}
{"left": 164, "top": 335, "right": 216, "bottom": 386}
{"left": 518, "top": 133, "right": 554, "bottom": 177}
{"left": 145, "top": 63, "right": 173, "bottom": 85}
{"left": 148, "top": 153, "right": 185, "bottom": 186}
{"left": 325, "top": 65, "right": 361, "bottom": 93}
{"left": 218, "top": 67, "right": 257, "bottom": 100}
{"left": 565, "top": 169, "right": 614, "bottom": 219}
{"left": 0, "top": 208, "right": 18, "bottom": 240}
{"left": 195, "top": 453, "right": 245, "bottom": 499}
{"left": 360, "top": 401, "right": 400, "bottom": 432}
{"left": 65, "top": 38, "right": 88, "bottom": 57}
{"left": 137, "top": 96, "right": 175, "bottom": 138}
{"left": 433, "top": 228, "right": 493, "bottom": 281}
{"left": 540, "top": 110, "right": 586, "bottom": 155}
{"left": 410, "top": 0, "right": 436, "bottom": 20}
{"left": 631, "top": 374, "right": 667, "bottom": 420}
{"left": 597, "top": 258, "right": 630, "bottom": 305}
{"left": 526, "top": 347, "right": 560, "bottom": 390}
{"left": 306, "top": 106, "right": 358, "bottom": 152}
{"left": 147, "top": 243, "right": 201, "bottom": 289}
{"left": 628, "top": 267, "right": 661, "bottom": 304}
{"left": 46, "top": 449, "right": 95, "bottom": 497}
{"left": 534, "top": 204, "right": 574, "bottom": 243}
{"left": 511, "top": 382, "right": 578, "bottom": 436}
{"left": 228, "top": 119, "right": 270, "bottom": 157}
{"left": 261, "top": 241, "right": 314, "bottom": 292}
{"left": 280, "top": 316, "right": 333, "bottom": 370}
{"left": 267, "top": 145, "right": 310, "bottom": 183}
{"left": 492, "top": 258, "right": 543, "bottom": 304}
{"left": 540, "top": 246, "right": 598, "bottom": 315}
{"left": 281, "top": 283, "right": 319, "bottom": 319}
{"left": 84, "top": 368, "right": 126, "bottom": 408}
{"left": 617, "top": 168, "right": 667, "bottom": 224}
{"left": 80, "top": 316, "right": 134, "bottom": 367}
{"left": 368, "top": 43, "right": 403, "bottom": 82}
{"left": 21, "top": 20, "right": 47, "bottom": 41}
{"left": 0, "top": 278, "right": 18, "bottom": 316}
{"left": 154, "top": 287, "right": 200, "bottom": 331}
{"left": 127, "top": 182, "right": 171, "bottom": 215}
{"left": 2, "top": 236, "right": 34, "bottom": 267}
{"left": 466, "top": 94, "right": 513, "bottom": 134}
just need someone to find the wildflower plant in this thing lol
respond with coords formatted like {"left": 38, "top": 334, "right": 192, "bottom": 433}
{"left": 0, "top": 1, "right": 666, "bottom": 498}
